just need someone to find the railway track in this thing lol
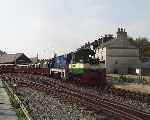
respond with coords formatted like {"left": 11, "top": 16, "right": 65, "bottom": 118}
{"left": 2, "top": 76, "right": 150, "bottom": 120}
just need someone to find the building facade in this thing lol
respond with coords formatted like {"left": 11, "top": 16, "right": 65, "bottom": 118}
{"left": 95, "top": 28, "right": 140, "bottom": 74}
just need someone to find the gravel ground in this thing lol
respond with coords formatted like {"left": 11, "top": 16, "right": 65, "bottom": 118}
{"left": 115, "top": 84, "right": 150, "bottom": 94}
{"left": 15, "top": 87, "right": 112, "bottom": 120}
{"left": 2, "top": 73, "right": 144, "bottom": 120}
{"left": 102, "top": 92, "right": 150, "bottom": 113}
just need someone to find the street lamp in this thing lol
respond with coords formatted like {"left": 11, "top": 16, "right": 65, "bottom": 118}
{"left": 137, "top": 38, "right": 143, "bottom": 83}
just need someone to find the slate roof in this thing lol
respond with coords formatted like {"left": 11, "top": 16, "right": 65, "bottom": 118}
{"left": 0, "top": 53, "right": 28, "bottom": 64}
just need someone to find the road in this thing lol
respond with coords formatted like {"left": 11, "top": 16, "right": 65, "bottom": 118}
{"left": 0, "top": 80, "right": 17, "bottom": 120}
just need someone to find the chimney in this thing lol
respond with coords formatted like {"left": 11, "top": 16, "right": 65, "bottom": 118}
{"left": 117, "top": 28, "right": 127, "bottom": 40}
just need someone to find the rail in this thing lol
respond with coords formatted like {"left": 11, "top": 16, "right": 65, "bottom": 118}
{"left": 6, "top": 79, "right": 150, "bottom": 120}
{"left": 2, "top": 80, "right": 33, "bottom": 120}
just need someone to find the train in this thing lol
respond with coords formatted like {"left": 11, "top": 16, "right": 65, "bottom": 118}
{"left": 49, "top": 49, "right": 106, "bottom": 86}
{"left": 0, "top": 48, "right": 106, "bottom": 86}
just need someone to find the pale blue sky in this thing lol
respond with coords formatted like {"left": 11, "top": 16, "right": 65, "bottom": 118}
{"left": 0, "top": 0, "right": 149, "bottom": 58}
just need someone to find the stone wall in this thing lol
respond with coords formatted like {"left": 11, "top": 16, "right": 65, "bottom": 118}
{"left": 106, "top": 56, "right": 140, "bottom": 74}
{"left": 107, "top": 48, "right": 139, "bottom": 57}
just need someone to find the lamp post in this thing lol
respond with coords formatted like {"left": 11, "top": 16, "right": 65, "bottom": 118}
{"left": 138, "top": 38, "right": 143, "bottom": 83}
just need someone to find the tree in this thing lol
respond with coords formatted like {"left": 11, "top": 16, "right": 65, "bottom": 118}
{"left": 136, "top": 37, "right": 150, "bottom": 46}
{"left": 135, "top": 37, "right": 150, "bottom": 60}
{"left": 143, "top": 46, "right": 150, "bottom": 57}
{"left": 127, "top": 37, "right": 150, "bottom": 58}
{"left": 74, "top": 48, "right": 98, "bottom": 64}
{"left": 127, "top": 37, "right": 136, "bottom": 45}
{"left": 91, "top": 40, "right": 99, "bottom": 50}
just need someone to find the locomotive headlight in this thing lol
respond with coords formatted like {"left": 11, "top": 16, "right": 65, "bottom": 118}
{"left": 76, "top": 63, "right": 84, "bottom": 68}
{"left": 69, "top": 64, "right": 73, "bottom": 69}
{"left": 69, "top": 63, "right": 84, "bottom": 69}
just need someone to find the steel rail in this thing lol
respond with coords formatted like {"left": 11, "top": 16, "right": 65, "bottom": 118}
{"left": 5, "top": 79, "right": 150, "bottom": 120}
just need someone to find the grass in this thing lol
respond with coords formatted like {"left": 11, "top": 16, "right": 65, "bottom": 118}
{"left": 108, "top": 74, "right": 150, "bottom": 86}
{"left": 16, "top": 108, "right": 28, "bottom": 120}
{"left": 109, "top": 75, "right": 144, "bottom": 85}
{"left": 9, "top": 93, "right": 28, "bottom": 120}
{"left": 3, "top": 83, "right": 28, "bottom": 120}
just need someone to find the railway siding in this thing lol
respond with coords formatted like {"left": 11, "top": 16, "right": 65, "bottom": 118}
{"left": 0, "top": 80, "right": 17, "bottom": 120}
{"left": 2, "top": 80, "right": 32, "bottom": 120}
{"left": 2, "top": 74, "right": 150, "bottom": 120}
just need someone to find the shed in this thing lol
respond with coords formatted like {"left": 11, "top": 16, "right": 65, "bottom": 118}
{"left": 0, "top": 53, "right": 32, "bottom": 65}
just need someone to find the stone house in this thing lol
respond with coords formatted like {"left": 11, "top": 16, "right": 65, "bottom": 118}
{"left": 94, "top": 28, "right": 140, "bottom": 74}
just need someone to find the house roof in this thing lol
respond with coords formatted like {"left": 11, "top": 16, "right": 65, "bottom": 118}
{"left": 96, "top": 37, "right": 137, "bottom": 49}
{"left": 0, "top": 53, "right": 28, "bottom": 64}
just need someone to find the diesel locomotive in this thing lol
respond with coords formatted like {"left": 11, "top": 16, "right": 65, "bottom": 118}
{"left": 49, "top": 49, "right": 106, "bottom": 86}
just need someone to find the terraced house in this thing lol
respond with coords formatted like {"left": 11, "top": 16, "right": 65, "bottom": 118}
{"left": 94, "top": 28, "right": 140, "bottom": 74}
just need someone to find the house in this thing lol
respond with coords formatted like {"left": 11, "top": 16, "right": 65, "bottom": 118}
{"left": 94, "top": 28, "right": 140, "bottom": 74}
{"left": 0, "top": 53, "right": 32, "bottom": 66}
{"left": 0, "top": 50, "right": 6, "bottom": 56}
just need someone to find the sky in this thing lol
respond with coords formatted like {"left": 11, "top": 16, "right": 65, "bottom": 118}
{"left": 0, "top": 0, "right": 149, "bottom": 58}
